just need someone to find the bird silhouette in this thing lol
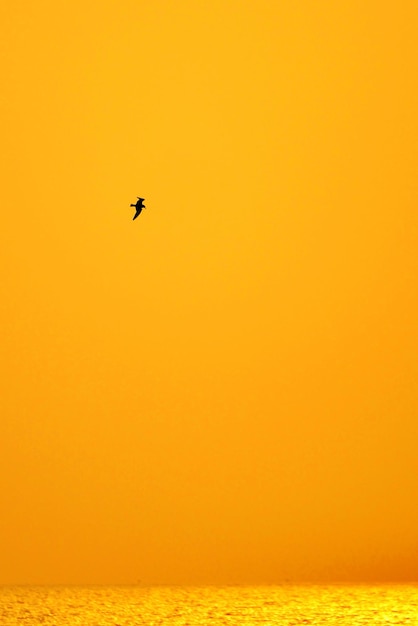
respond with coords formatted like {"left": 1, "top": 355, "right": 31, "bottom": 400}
{"left": 130, "top": 197, "right": 145, "bottom": 220}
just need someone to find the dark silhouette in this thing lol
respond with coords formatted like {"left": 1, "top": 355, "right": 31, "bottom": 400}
{"left": 130, "top": 197, "right": 145, "bottom": 220}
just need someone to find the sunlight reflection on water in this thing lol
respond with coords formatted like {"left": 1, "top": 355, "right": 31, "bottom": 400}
{"left": 0, "top": 584, "right": 417, "bottom": 625}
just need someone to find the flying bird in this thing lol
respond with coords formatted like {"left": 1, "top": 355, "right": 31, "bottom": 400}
{"left": 130, "top": 197, "right": 145, "bottom": 220}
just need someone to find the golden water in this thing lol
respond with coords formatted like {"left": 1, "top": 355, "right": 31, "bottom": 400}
{"left": 1, "top": 584, "right": 417, "bottom": 625}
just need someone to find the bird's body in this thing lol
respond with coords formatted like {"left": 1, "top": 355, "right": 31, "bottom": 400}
{"left": 130, "top": 197, "right": 145, "bottom": 220}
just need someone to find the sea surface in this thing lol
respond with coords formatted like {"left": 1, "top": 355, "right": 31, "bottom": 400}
{"left": 0, "top": 584, "right": 417, "bottom": 625}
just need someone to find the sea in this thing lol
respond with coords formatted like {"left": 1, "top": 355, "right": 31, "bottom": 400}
{"left": 0, "top": 584, "right": 417, "bottom": 625}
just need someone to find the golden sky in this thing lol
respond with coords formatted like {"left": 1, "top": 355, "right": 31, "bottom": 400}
{"left": 1, "top": 0, "right": 417, "bottom": 584}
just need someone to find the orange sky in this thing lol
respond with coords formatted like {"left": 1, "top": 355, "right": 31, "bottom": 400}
{"left": 1, "top": 0, "right": 417, "bottom": 584}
